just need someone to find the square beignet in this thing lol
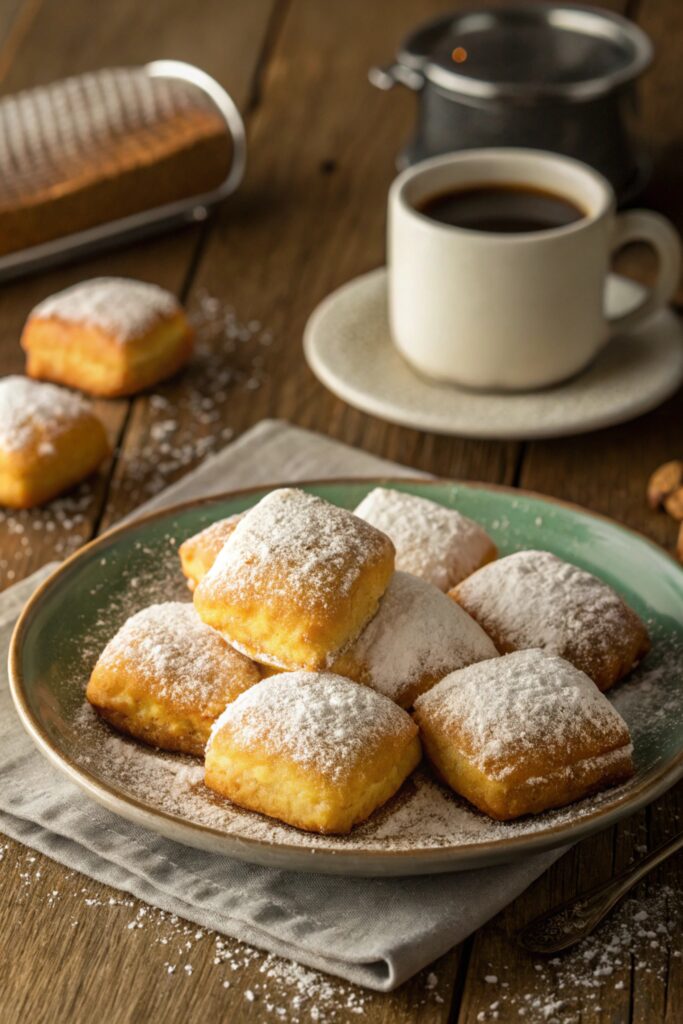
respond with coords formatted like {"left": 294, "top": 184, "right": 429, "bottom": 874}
{"left": 332, "top": 571, "right": 498, "bottom": 708}
{"left": 413, "top": 649, "right": 634, "bottom": 820}
{"left": 86, "top": 602, "right": 261, "bottom": 756}
{"left": 354, "top": 487, "right": 496, "bottom": 591}
{"left": 205, "top": 671, "right": 421, "bottom": 833}
{"left": 0, "top": 375, "right": 109, "bottom": 509}
{"left": 179, "top": 514, "right": 242, "bottom": 590}
{"left": 450, "top": 550, "right": 650, "bottom": 691}
{"left": 193, "top": 488, "right": 395, "bottom": 670}
{"left": 21, "top": 277, "right": 193, "bottom": 398}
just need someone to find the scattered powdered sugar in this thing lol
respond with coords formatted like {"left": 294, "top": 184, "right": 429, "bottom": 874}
{"left": 30, "top": 277, "right": 181, "bottom": 342}
{"left": 0, "top": 375, "right": 91, "bottom": 452}
{"left": 208, "top": 671, "right": 416, "bottom": 783}
{"left": 476, "top": 878, "right": 683, "bottom": 1023}
{"left": 112, "top": 288, "right": 275, "bottom": 503}
{"left": 93, "top": 601, "right": 257, "bottom": 710}
{"left": 341, "top": 571, "right": 497, "bottom": 704}
{"left": 1, "top": 842, "right": 450, "bottom": 1018}
{"left": 354, "top": 486, "right": 494, "bottom": 591}
{"left": 454, "top": 549, "right": 645, "bottom": 664}
{"left": 202, "top": 488, "right": 392, "bottom": 607}
{"left": 414, "top": 650, "right": 631, "bottom": 781}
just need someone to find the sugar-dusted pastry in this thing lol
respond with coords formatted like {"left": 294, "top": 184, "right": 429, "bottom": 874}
{"left": 205, "top": 671, "right": 421, "bottom": 833}
{"left": 450, "top": 549, "right": 649, "bottom": 691}
{"left": 193, "top": 488, "right": 395, "bottom": 670}
{"left": 179, "top": 515, "right": 242, "bottom": 590}
{"left": 333, "top": 571, "right": 498, "bottom": 708}
{"left": 414, "top": 649, "right": 634, "bottom": 820}
{"left": 0, "top": 375, "right": 108, "bottom": 509}
{"left": 354, "top": 487, "right": 496, "bottom": 591}
{"left": 86, "top": 602, "right": 260, "bottom": 756}
{"left": 21, "top": 277, "right": 193, "bottom": 397}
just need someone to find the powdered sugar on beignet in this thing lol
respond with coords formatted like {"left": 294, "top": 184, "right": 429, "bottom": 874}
{"left": 86, "top": 602, "right": 260, "bottom": 756}
{"left": 354, "top": 487, "right": 495, "bottom": 591}
{"left": 30, "top": 277, "right": 181, "bottom": 343}
{"left": 333, "top": 571, "right": 498, "bottom": 707}
{"left": 414, "top": 649, "right": 633, "bottom": 819}
{"left": 0, "top": 375, "right": 92, "bottom": 453}
{"left": 194, "top": 488, "right": 395, "bottom": 670}
{"left": 206, "top": 671, "right": 421, "bottom": 833}
{"left": 451, "top": 549, "right": 649, "bottom": 691}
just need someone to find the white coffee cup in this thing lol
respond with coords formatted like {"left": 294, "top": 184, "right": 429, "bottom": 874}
{"left": 388, "top": 149, "right": 681, "bottom": 391}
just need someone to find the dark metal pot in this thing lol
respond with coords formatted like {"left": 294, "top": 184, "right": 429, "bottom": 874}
{"left": 370, "top": 4, "right": 653, "bottom": 203}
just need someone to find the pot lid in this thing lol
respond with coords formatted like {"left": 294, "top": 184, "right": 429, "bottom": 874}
{"left": 399, "top": 4, "right": 653, "bottom": 102}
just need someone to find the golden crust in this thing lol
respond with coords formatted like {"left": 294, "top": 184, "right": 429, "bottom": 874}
{"left": 205, "top": 671, "right": 422, "bottom": 833}
{"left": 86, "top": 602, "right": 261, "bottom": 756}
{"left": 413, "top": 650, "right": 634, "bottom": 820}
{"left": 22, "top": 311, "right": 193, "bottom": 398}
{"left": 178, "top": 515, "right": 242, "bottom": 590}
{"left": 193, "top": 489, "right": 395, "bottom": 671}
{"left": 449, "top": 550, "right": 650, "bottom": 691}
{"left": 0, "top": 378, "right": 109, "bottom": 509}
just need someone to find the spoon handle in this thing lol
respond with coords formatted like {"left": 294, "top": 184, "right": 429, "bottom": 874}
{"left": 518, "top": 830, "right": 683, "bottom": 955}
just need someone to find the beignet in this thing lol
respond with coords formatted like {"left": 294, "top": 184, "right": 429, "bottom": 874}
{"left": 205, "top": 671, "right": 421, "bottom": 833}
{"left": 0, "top": 375, "right": 108, "bottom": 508}
{"left": 193, "top": 488, "right": 395, "bottom": 670}
{"left": 413, "top": 649, "right": 634, "bottom": 820}
{"left": 333, "top": 571, "right": 498, "bottom": 708}
{"left": 22, "top": 277, "right": 193, "bottom": 397}
{"left": 354, "top": 487, "right": 496, "bottom": 591}
{"left": 450, "top": 550, "right": 649, "bottom": 691}
{"left": 179, "top": 515, "right": 241, "bottom": 590}
{"left": 86, "top": 602, "right": 260, "bottom": 756}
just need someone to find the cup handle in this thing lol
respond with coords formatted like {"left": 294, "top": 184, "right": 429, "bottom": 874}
{"left": 607, "top": 210, "right": 681, "bottom": 333}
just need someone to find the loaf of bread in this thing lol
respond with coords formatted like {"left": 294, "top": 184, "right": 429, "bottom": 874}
{"left": 0, "top": 67, "right": 232, "bottom": 256}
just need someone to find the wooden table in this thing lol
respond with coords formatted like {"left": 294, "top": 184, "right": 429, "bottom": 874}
{"left": 0, "top": 1, "right": 681, "bottom": 1021}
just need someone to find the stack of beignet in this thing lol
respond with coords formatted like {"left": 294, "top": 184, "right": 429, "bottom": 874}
{"left": 87, "top": 486, "right": 647, "bottom": 834}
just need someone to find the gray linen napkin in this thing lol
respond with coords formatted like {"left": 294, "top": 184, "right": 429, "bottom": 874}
{"left": 0, "top": 419, "right": 564, "bottom": 991}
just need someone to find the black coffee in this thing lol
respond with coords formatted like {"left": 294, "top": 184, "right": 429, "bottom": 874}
{"left": 416, "top": 183, "right": 585, "bottom": 233}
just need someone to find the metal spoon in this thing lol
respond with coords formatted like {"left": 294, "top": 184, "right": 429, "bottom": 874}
{"left": 517, "top": 830, "right": 683, "bottom": 955}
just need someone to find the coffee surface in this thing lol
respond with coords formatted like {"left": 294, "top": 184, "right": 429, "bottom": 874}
{"left": 416, "top": 184, "right": 585, "bottom": 233}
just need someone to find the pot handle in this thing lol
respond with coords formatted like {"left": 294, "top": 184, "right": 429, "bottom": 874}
{"left": 368, "top": 63, "right": 424, "bottom": 92}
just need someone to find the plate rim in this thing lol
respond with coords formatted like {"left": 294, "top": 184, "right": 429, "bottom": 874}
{"left": 303, "top": 267, "right": 683, "bottom": 440}
{"left": 8, "top": 476, "right": 683, "bottom": 876}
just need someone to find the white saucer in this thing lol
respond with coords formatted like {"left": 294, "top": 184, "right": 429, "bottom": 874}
{"left": 304, "top": 268, "right": 683, "bottom": 439}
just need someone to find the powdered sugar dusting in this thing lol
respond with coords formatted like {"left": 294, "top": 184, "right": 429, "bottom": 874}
{"left": 21, "top": 495, "right": 683, "bottom": 857}
{"left": 340, "top": 571, "right": 497, "bottom": 703}
{"left": 94, "top": 601, "right": 256, "bottom": 710}
{"left": 208, "top": 671, "right": 416, "bottom": 783}
{"left": 0, "top": 375, "right": 91, "bottom": 453}
{"left": 202, "top": 488, "right": 393, "bottom": 607}
{"left": 415, "top": 650, "right": 631, "bottom": 781}
{"left": 31, "top": 277, "right": 181, "bottom": 343}
{"left": 355, "top": 486, "right": 494, "bottom": 590}
{"left": 454, "top": 549, "right": 646, "bottom": 668}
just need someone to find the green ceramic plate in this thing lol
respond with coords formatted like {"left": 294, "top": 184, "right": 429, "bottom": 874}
{"left": 9, "top": 479, "right": 683, "bottom": 877}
